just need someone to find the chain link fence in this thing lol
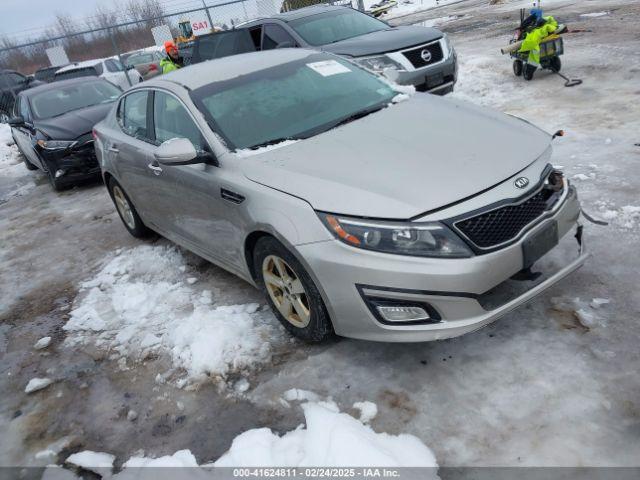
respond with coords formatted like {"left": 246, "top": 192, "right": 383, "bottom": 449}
{"left": 0, "top": 0, "right": 361, "bottom": 119}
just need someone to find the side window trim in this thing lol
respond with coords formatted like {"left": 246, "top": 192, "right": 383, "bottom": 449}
{"left": 146, "top": 89, "right": 156, "bottom": 145}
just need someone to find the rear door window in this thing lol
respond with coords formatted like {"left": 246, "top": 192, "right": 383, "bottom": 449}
{"left": 262, "top": 24, "right": 297, "bottom": 50}
{"left": 118, "top": 90, "right": 149, "bottom": 140}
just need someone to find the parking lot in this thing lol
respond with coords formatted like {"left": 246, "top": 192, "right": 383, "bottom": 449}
{"left": 1, "top": 0, "right": 639, "bottom": 473}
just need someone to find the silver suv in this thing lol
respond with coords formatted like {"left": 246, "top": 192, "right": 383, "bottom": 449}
{"left": 94, "top": 49, "right": 588, "bottom": 343}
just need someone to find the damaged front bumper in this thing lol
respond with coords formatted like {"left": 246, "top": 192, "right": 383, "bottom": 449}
{"left": 39, "top": 135, "right": 101, "bottom": 184}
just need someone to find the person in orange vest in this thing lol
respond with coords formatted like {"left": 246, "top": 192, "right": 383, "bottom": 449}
{"left": 160, "top": 40, "right": 184, "bottom": 74}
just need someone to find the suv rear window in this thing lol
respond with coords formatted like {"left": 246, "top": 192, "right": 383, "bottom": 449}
{"left": 35, "top": 66, "right": 63, "bottom": 82}
{"left": 190, "top": 30, "right": 258, "bottom": 65}
{"left": 54, "top": 66, "right": 101, "bottom": 81}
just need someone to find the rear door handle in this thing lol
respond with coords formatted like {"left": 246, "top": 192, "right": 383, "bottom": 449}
{"left": 108, "top": 145, "right": 119, "bottom": 153}
{"left": 148, "top": 163, "right": 163, "bottom": 175}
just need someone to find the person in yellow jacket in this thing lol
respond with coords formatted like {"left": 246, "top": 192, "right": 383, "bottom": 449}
{"left": 160, "top": 40, "right": 184, "bottom": 74}
{"left": 519, "top": 9, "right": 558, "bottom": 65}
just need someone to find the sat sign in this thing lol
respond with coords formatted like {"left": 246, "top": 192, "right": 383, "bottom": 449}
{"left": 190, "top": 15, "right": 210, "bottom": 36}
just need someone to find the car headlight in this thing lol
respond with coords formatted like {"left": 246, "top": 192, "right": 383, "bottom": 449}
{"left": 441, "top": 33, "right": 453, "bottom": 55}
{"left": 354, "top": 55, "right": 405, "bottom": 73}
{"left": 37, "top": 139, "right": 77, "bottom": 151}
{"left": 318, "top": 213, "right": 472, "bottom": 258}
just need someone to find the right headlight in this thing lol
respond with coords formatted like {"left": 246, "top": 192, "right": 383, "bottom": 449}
{"left": 354, "top": 55, "right": 405, "bottom": 74}
{"left": 441, "top": 33, "right": 453, "bottom": 55}
{"left": 318, "top": 213, "right": 472, "bottom": 258}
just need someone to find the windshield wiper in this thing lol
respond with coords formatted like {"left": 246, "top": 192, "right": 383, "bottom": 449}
{"left": 326, "top": 104, "right": 386, "bottom": 131}
{"left": 248, "top": 137, "right": 298, "bottom": 150}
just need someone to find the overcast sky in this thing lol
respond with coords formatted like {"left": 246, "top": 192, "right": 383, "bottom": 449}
{"left": 1, "top": 0, "right": 121, "bottom": 40}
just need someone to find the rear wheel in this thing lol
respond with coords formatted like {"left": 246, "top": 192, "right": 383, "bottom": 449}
{"left": 513, "top": 59, "right": 523, "bottom": 76}
{"left": 108, "top": 177, "right": 151, "bottom": 238}
{"left": 523, "top": 64, "right": 536, "bottom": 81}
{"left": 254, "top": 237, "right": 332, "bottom": 343}
{"left": 549, "top": 56, "right": 562, "bottom": 72}
{"left": 0, "top": 111, "right": 10, "bottom": 124}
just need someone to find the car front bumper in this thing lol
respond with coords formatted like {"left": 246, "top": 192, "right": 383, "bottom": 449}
{"left": 297, "top": 186, "right": 587, "bottom": 342}
{"left": 39, "top": 139, "right": 101, "bottom": 185}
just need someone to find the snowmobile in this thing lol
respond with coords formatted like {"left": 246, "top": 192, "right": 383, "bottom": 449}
{"left": 366, "top": 0, "right": 398, "bottom": 17}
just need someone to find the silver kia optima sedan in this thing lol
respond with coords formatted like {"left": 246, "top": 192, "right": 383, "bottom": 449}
{"left": 94, "top": 49, "right": 589, "bottom": 343}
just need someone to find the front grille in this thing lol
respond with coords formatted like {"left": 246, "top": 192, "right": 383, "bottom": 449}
{"left": 402, "top": 41, "right": 444, "bottom": 68}
{"left": 455, "top": 187, "right": 559, "bottom": 249}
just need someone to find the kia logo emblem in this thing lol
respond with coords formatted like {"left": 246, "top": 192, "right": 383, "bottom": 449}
{"left": 514, "top": 177, "right": 529, "bottom": 189}
{"left": 420, "top": 49, "right": 432, "bottom": 63}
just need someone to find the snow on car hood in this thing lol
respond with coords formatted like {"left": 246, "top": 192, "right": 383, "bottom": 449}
{"left": 240, "top": 94, "right": 551, "bottom": 219}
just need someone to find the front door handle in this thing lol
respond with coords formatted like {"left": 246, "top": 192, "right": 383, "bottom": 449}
{"left": 148, "top": 162, "right": 163, "bottom": 176}
{"left": 108, "top": 146, "right": 119, "bottom": 153}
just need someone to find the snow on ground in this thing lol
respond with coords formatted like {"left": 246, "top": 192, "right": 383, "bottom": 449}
{"left": 214, "top": 400, "right": 438, "bottom": 468}
{"left": 63, "top": 244, "right": 281, "bottom": 388}
{"left": 0, "top": 124, "right": 35, "bottom": 202}
{"left": 41, "top": 399, "right": 436, "bottom": 477}
{"left": 580, "top": 11, "right": 609, "bottom": 18}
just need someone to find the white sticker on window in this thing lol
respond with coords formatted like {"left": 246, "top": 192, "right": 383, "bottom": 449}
{"left": 306, "top": 60, "right": 351, "bottom": 77}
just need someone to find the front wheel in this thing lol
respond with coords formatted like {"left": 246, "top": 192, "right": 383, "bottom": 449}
{"left": 254, "top": 237, "right": 333, "bottom": 343}
{"left": 108, "top": 177, "right": 151, "bottom": 238}
{"left": 513, "top": 59, "right": 523, "bottom": 77}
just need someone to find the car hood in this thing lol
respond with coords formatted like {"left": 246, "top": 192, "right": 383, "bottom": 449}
{"left": 36, "top": 102, "right": 114, "bottom": 140}
{"left": 240, "top": 95, "right": 551, "bottom": 219}
{"left": 321, "top": 26, "right": 442, "bottom": 57}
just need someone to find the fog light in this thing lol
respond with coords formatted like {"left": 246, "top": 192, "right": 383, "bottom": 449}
{"left": 376, "top": 305, "right": 430, "bottom": 323}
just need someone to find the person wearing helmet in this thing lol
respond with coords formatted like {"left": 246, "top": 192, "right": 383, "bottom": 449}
{"left": 160, "top": 40, "right": 184, "bottom": 74}
{"left": 518, "top": 8, "right": 559, "bottom": 66}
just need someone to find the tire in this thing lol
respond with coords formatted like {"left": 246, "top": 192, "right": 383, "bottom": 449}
{"left": 23, "top": 157, "right": 38, "bottom": 171}
{"left": 513, "top": 60, "right": 523, "bottom": 77}
{"left": 253, "top": 236, "right": 333, "bottom": 343}
{"left": 523, "top": 64, "right": 536, "bottom": 81}
{"left": 107, "top": 177, "right": 151, "bottom": 238}
{"left": 549, "top": 56, "right": 561, "bottom": 73}
{"left": 0, "top": 111, "right": 9, "bottom": 124}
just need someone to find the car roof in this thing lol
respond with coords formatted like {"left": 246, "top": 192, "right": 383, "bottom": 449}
{"left": 259, "top": 4, "right": 347, "bottom": 22}
{"left": 19, "top": 77, "right": 107, "bottom": 97}
{"left": 56, "top": 59, "right": 105, "bottom": 73}
{"left": 142, "top": 48, "right": 320, "bottom": 90}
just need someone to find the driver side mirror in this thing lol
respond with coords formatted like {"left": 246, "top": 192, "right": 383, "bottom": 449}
{"left": 154, "top": 138, "right": 217, "bottom": 166}
{"left": 8, "top": 116, "right": 24, "bottom": 127}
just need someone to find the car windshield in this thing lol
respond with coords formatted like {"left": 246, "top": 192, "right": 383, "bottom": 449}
{"left": 289, "top": 9, "right": 388, "bottom": 46}
{"left": 191, "top": 54, "right": 396, "bottom": 151}
{"left": 30, "top": 81, "right": 121, "bottom": 119}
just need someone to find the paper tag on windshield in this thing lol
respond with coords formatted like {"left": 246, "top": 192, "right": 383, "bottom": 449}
{"left": 307, "top": 60, "right": 351, "bottom": 77}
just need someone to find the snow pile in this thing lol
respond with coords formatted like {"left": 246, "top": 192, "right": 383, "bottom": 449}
{"left": 551, "top": 296, "right": 611, "bottom": 330}
{"left": 370, "top": 0, "right": 462, "bottom": 21}
{"left": 65, "top": 451, "right": 115, "bottom": 473}
{"left": 25, "top": 377, "right": 53, "bottom": 393}
{"left": 353, "top": 401, "right": 378, "bottom": 423}
{"left": 0, "top": 123, "right": 35, "bottom": 200}
{"left": 42, "top": 400, "right": 437, "bottom": 477}
{"left": 594, "top": 201, "right": 640, "bottom": 230}
{"left": 580, "top": 11, "right": 609, "bottom": 18}
{"left": 214, "top": 400, "right": 438, "bottom": 468}
{"left": 63, "top": 245, "right": 278, "bottom": 386}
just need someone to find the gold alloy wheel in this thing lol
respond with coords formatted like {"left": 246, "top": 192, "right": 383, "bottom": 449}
{"left": 262, "top": 255, "right": 311, "bottom": 328}
{"left": 113, "top": 185, "right": 136, "bottom": 230}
